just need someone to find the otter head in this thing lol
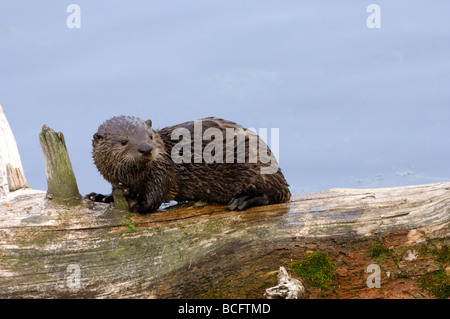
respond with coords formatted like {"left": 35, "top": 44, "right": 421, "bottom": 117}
{"left": 92, "top": 115, "right": 162, "bottom": 185}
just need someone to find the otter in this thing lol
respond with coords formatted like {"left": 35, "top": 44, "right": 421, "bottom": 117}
{"left": 85, "top": 116, "right": 290, "bottom": 213}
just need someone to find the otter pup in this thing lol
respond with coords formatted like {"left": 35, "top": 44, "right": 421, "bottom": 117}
{"left": 85, "top": 116, "right": 290, "bottom": 213}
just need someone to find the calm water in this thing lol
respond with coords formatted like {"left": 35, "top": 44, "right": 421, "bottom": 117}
{"left": 1, "top": 1, "right": 449, "bottom": 196}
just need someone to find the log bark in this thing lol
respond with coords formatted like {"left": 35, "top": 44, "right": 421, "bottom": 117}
{"left": 38, "top": 125, "right": 81, "bottom": 204}
{"left": 0, "top": 182, "right": 448, "bottom": 299}
{"left": 0, "top": 104, "right": 29, "bottom": 197}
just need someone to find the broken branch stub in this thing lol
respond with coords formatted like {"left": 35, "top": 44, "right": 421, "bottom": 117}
{"left": 0, "top": 104, "right": 29, "bottom": 198}
{"left": 39, "top": 124, "right": 81, "bottom": 204}
{"left": 265, "top": 266, "right": 307, "bottom": 299}
{"left": 112, "top": 188, "right": 130, "bottom": 211}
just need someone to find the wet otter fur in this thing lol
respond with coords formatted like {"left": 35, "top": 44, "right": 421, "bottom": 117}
{"left": 85, "top": 116, "right": 291, "bottom": 213}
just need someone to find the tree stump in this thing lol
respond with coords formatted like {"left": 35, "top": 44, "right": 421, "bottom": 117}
{"left": 38, "top": 125, "right": 81, "bottom": 204}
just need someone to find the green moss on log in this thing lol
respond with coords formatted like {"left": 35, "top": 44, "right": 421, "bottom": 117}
{"left": 288, "top": 251, "right": 336, "bottom": 291}
{"left": 370, "top": 239, "right": 391, "bottom": 258}
{"left": 418, "top": 269, "right": 450, "bottom": 299}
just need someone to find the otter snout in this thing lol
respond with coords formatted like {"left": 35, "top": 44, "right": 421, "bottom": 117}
{"left": 138, "top": 143, "right": 153, "bottom": 156}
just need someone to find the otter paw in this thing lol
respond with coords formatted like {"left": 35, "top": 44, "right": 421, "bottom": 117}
{"left": 227, "top": 194, "right": 268, "bottom": 211}
{"left": 116, "top": 183, "right": 131, "bottom": 196}
{"left": 129, "top": 203, "right": 152, "bottom": 215}
{"left": 127, "top": 196, "right": 147, "bottom": 214}
{"left": 84, "top": 192, "right": 114, "bottom": 203}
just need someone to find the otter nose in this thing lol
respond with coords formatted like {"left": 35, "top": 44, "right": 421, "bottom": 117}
{"left": 138, "top": 143, "right": 153, "bottom": 156}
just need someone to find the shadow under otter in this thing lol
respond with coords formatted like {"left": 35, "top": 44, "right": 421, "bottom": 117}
{"left": 85, "top": 116, "right": 290, "bottom": 213}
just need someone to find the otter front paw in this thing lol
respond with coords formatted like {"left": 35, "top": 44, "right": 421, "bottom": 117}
{"left": 127, "top": 196, "right": 161, "bottom": 214}
{"left": 127, "top": 195, "right": 151, "bottom": 214}
{"left": 129, "top": 203, "right": 144, "bottom": 213}
{"left": 115, "top": 183, "right": 160, "bottom": 214}
{"left": 115, "top": 182, "right": 132, "bottom": 196}
{"left": 84, "top": 192, "right": 114, "bottom": 203}
{"left": 227, "top": 194, "right": 268, "bottom": 211}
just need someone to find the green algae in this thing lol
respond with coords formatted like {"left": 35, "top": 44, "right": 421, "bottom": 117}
{"left": 288, "top": 251, "right": 336, "bottom": 290}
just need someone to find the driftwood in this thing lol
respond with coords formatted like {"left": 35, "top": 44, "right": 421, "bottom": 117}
{"left": 0, "top": 104, "right": 28, "bottom": 197}
{"left": 264, "top": 266, "right": 307, "bottom": 299}
{"left": 0, "top": 117, "right": 448, "bottom": 299}
{"left": 0, "top": 182, "right": 449, "bottom": 298}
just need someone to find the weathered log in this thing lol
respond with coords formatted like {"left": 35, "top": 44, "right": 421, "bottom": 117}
{"left": 0, "top": 104, "right": 29, "bottom": 197}
{"left": 0, "top": 182, "right": 448, "bottom": 299}
{"left": 38, "top": 125, "right": 81, "bottom": 204}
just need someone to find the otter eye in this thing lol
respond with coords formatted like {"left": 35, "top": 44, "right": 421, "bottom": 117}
{"left": 149, "top": 135, "right": 153, "bottom": 140}
{"left": 121, "top": 140, "right": 128, "bottom": 146}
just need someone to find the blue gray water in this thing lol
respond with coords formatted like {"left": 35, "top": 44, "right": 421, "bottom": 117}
{"left": 1, "top": 1, "right": 449, "bottom": 196}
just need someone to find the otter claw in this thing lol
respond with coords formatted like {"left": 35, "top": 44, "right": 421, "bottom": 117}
{"left": 228, "top": 194, "right": 268, "bottom": 211}
{"left": 116, "top": 183, "right": 130, "bottom": 195}
{"left": 84, "top": 192, "right": 114, "bottom": 203}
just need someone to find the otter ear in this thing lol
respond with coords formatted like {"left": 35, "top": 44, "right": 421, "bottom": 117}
{"left": 145, "top": 120, "right": 152, "bottom": 128}
{"left": 93, "top": 133, "right": 104, "bottom": 143}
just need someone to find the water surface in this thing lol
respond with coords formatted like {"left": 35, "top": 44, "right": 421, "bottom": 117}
{"left": 1, "top": 1, "right": 449, "bottom": 195}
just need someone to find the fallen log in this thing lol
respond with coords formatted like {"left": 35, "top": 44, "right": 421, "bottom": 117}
{"left": 0, "top": 181, "right": 448, "bottom": 298}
